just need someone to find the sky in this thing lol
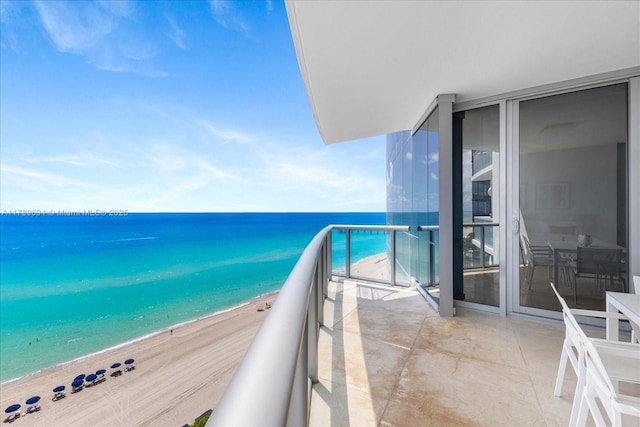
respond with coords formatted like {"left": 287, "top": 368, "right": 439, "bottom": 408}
{"left": 0, "top": 0, "right": 386, "bottom": 213}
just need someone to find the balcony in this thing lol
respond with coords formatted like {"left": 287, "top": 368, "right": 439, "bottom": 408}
{"left": 310, "top": 279, "right": 575, "bottom": 425}
{"left": 207, "top": 225, "right": 602, "bottom": 426}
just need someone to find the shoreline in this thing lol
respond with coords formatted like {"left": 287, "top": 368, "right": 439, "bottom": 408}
{"left": 1, "top": 291, "right": 277, "bottom": 387}
{"left": 0, "top": 291, "right": 278, "bottom": 426}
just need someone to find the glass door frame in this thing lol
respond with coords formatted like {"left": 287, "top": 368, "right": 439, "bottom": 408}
{"left": 507, "top": 78, "right": 638, "bottom": 319}
{"left": 452, "top": 100, "right": 508, "bottom": 316}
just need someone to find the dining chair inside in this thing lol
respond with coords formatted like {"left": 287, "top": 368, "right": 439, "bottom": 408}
{"left": 574, "top": 247, "right": 625, "bottom": 300}
{"left": 521, "top": 235, "right": 553, "bottom": 289}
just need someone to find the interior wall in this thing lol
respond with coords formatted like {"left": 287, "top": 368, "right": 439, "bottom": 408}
{"left": 520, "top": 143, "right": 619, "bottom": 245}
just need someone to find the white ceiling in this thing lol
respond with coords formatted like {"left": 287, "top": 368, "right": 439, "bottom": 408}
{"left": 286, "top": 1, "right": 640, "bottom": 144}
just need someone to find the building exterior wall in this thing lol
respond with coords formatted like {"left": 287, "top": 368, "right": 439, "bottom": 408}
{"left": 387, "top": 77, "right": 638, "bottom": 317}
{"left": 386, "top": 123, "right": 441, "bottom": 288}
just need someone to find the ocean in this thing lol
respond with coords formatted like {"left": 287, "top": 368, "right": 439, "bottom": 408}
{"left": 0, "top": 212, "right": 386, "bottom": 383}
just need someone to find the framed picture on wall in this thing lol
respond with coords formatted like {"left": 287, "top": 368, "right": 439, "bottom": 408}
{"left": 536, "top": 183, "right": 569, "bottom": 209}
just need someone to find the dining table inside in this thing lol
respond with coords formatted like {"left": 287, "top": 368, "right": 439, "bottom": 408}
{"left": 547, "top": 239, "right": 626, "bottom": 292}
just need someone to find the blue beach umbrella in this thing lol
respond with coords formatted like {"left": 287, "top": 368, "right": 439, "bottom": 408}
{"left": 72, "top": 378, "right": 83, "bottom": 388}
{"left": 74, "top": 374, "right": 85, "bottom": 381}
{"left": 4, "top": 404, "right": 20, "bottom": 413}
{"left": 53, "top": 385, "right": 65, "bottom": 392}
{"left": 86, "top": 373, "right": 97, "bottom": 383}
{"left": 124, "top": 358, "right": 134, "bottom": 365}
{"left": 25, "top": 396, "right": 40, "bottom": 405}
{"left": 96, "top": 369, "right": 106, "bottom": 376}
{"left": 110, "top": 363, "right": 121, "bottom": 369}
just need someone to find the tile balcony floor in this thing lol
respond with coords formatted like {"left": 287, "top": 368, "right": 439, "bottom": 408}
{"left": 309, "top": 279, "right": 613, "bottom": 426}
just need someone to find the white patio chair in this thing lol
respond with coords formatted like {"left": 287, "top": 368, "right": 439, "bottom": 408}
{"left": 575, "top": 336, "right": 640, "bottom": 426}
{"left": 550, "top": 283, "right": 640, "bottom": 425}
{"left": 550, "top": 283, "right": 629, "bottom": 397}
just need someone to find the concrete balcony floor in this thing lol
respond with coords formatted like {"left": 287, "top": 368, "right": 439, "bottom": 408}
{"left": 310, "top": 279, "right": 590, "bottom": 426}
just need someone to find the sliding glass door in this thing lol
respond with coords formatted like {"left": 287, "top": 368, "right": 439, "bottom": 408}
{"left": 516, "top": 84, "right": 628, "bottom": 313}
{"left": 456, "top": 105, "right": 501, "bottom": 308}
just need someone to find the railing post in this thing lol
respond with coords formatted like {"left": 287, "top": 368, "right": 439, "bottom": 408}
{"left": 391, "top": 230, "right": 397, "bottom": 286}
{"left": 345, "top": 228, "right": 351, "bottom": 278}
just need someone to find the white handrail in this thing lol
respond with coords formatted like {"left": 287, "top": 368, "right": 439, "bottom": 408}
{"left": 207, "top": 224, "right": 409, "bottom": 426}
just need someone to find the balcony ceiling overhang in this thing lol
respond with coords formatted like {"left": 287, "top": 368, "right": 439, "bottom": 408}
{"left": 285, "top": 1, "right": 640, "bottom": 144}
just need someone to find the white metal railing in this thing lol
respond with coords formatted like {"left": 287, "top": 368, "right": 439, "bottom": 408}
{"left": 207, "top": 224, "right": 408, "bottom": 426}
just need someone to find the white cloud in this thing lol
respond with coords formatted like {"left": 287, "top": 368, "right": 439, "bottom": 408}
{"left": 0, "top": 1, "right": 24, "bottom": 51}
{"left": 148, "top": 144, "right": 186, "bottom": 171}
{"left": 166, "top": 15, "right": 186, "bottom": 49}
{"left": 242, "top": 142, "right": 385, "bottom": 211}
{"left": 20, "top": 154, "right": 119, "bottom": 168}
{"left": 96, "top": 0, "right": 135, "bottom": 19}
{"left": 1, "top": 95, "right": 385, "bottom": 212}
{"left": 424, "top": 152, "right": 439, "bottom": 164}
{"left": 196, "top": 119, "right": 253, "bottom": 144}
{"left": 1, "top": 164, "right": 92, "bottom": 189}
{"left": 32, "top": 0, "right": 167, "bottom": 77}
{"left": 34, "top": 0, "right": 117, "bottom": 51}
{"left": 209, "top": 0, "right": 250, "bottom": 36}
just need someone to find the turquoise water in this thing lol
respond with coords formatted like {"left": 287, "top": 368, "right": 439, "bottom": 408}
{"left": 0, "top": 213, "right": 385, "bottom": 383}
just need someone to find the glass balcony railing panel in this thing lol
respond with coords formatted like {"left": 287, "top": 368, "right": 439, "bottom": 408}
{"left": 417, "top": 227, "right": 440, "bottom": 303}
{"left": 348, "top": 229, "right": 390, "bottom": 283}
{"left": 417, "top": 230, "right": 438, "bottom": 286}
{"left": 331, "top": 228, "right": 347, "bottom": 276}
{"left": 394, "top": 231, "right": 413, "bottom": 286}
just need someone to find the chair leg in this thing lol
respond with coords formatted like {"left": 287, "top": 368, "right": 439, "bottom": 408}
{"left": 573, "top": 379, "right": 588, "bottom": 426}
{"left": 586, "top": 392, "right": 608, "bottom": 427}
{"left": 554, "top": 344, "right": 569, "bottom": 396}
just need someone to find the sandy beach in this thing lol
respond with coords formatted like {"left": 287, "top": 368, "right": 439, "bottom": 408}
{"left": 0, "top": 293, "right": 276, "bottom": 427}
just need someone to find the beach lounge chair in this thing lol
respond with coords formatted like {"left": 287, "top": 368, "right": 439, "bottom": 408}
{"left": 3, "top": 408, "right": 21, "bottom": 424}
{"left": 3, "top": 413, "right": 20, "bottom": 423}
{"left": 52, "top": 386, "right": 66, "bottom": 401}
{"left": 24, "top": 396, "right": 40, "bottom": 414}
